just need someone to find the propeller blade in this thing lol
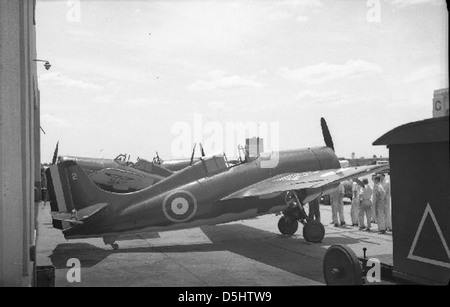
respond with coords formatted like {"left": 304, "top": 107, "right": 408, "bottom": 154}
{"left": 190, "top": 143, "right": 197, "bottom": 165}
{"left": 320, "top": 118, "right": 334, "bottom": 151}
{"left": 51, "top": 141, "right": 59, "bottom": 165}
{"left": 199, "top": 143, "right": 205, "bottom": 157}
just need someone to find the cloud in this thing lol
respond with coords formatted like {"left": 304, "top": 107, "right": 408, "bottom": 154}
{"left": 387, "top": 0, "right": 445, "bottom": 7}
{"left": 269, "top": 12, "right": 293, "bottom": 21}
{"left": 56, "top": 58, "right": 156, "bottom": 84}
{"left": 207, "top": 101, "right": 227, "bottom": 109}
{"left": 296, "top": 90, "right": 345, "bottom": 106}
{"left": 207, "top": 70, "right": 227, "bottom": 79}
{"left": 41, "top": 113, "right": 71, "bottom": 128}
{"left": 264, "top": 0, "right": 319, "bottom": 22}
{"left": 403, "top": 65, "right": 447, "bottom": 84}
{"left": 280, "top": 60, "right": 382, "bottom": 84}
{"left": 66, "top": 29, "right": 100, "bottom": 41}
{"left": 187, "top": 74, "right": 264, "bottom": 91}
{"left": 280, "top": 0, "right": 323, "bottom": 8}
{"left": 39, "top": 72, "right": 103, "bottom": 91}
{"left": 296, "top": 15, "right": 309, "bottom": 22}
{"left": 92, "top": 95, "right": 115, "bottom": 104}
{"left": 124, "top": 98, "right": 155, "bottom": 108}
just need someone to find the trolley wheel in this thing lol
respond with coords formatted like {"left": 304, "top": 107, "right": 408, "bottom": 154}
{"left": 323, "top": 245, "right": 362, "bottom": 285}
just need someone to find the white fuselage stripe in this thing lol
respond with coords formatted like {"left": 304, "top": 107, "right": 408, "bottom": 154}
{"left": 50, "top": 165, "right": 70, "bottom": 229}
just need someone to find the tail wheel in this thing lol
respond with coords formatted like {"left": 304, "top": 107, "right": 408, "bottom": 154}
{"left": 278, "top": 216, "right": 299, "bottom": 235}
{"left": 303, "top": 220, "right": 325, "bottom": 243}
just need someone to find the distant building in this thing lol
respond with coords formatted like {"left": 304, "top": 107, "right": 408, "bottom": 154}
{"left": 346, "top": 157, "right": 389, "bottom": 167}
{"left": 432, "top": 88, "right": 449, "bottom": 118}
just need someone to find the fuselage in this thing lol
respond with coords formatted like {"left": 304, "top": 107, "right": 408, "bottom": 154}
{"left": 63, "top": 146, "right": 340, "bottom": 239}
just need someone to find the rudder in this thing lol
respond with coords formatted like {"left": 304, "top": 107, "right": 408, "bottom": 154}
{"left": 46, "top": 160, "right": 103, "bottom": 221}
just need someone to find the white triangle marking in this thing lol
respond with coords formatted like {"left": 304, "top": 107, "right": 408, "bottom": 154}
{"left": 407, "top": 203, "right": 450, "bottom": 269}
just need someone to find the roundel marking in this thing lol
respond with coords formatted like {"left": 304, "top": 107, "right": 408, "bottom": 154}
{"left": 162, "top": 190, "right": 198, "bottom": 222}
{"left": 171, "top": 197, "right": 189, "bottom": 215}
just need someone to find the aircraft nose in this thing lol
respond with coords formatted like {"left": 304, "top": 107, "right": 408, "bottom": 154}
{"left": 311, "top": 147, "right": 341, "bottom": 170}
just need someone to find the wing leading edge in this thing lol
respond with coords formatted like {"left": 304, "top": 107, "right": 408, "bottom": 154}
{"left": 221, "top": 164, "right": 389, "bottom": 202}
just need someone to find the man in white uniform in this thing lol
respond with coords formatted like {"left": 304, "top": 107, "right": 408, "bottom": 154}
{"left": 350, "top": 180, "right": 361, "bottom": 226}
{"left": 372, "top": 176, "right": 386, "bottom": 234}
{"left": 380, "top": 173, "right": 392, "bottom": 231}
{"left": 359, "top": 179, "right": 373, "bottom": 231}
{"left": 330, "top": 182, "right": 346, "bottom": 227}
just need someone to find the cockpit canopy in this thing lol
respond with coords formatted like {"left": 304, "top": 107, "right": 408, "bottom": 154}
{"left": 200, "top": 154, "right": 229, "bottom": 177}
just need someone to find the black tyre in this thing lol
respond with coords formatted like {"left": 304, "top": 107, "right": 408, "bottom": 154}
{"left": 303, "top": 220, "right": 325, "bottom": 243}
{"left": 278, "top": 216, "right": 298, "bottom": 235}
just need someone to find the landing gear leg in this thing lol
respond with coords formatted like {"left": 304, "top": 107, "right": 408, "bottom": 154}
{"left": 278, "top": 191, "right": 308, "bottom": 236}
{"left": 279, "top": 191, "right": 325, "bottom": 243}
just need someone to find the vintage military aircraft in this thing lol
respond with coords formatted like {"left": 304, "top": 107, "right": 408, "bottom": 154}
{"left": 45, "top": 118, "right": 388, "bottom": 250}
{"left": 56, "top": 154, "right": 170, "bottom": 193}
{"left": 51, "top": 144, "right": 206, "bottom": 193}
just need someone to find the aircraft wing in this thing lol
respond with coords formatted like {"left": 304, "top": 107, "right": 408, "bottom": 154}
{"left": 221, "top": 164, "right": 389, "bottom": 201}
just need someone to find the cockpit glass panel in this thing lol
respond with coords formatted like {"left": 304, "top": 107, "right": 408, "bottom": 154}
{"left": 202, "top": 154, "right": 229, "bottom": 176}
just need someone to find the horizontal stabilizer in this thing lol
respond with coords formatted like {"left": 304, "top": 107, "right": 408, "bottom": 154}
{"left": 51, "top": 202, "right": 109, "bottom": 226}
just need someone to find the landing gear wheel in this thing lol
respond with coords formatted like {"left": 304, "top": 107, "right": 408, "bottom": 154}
{"left": 111, "top": 243, "right": 119, "bottom": 250}
{"left": 278, "top": 216, "right": 299, "bottom": 235}
{"left": 303, "top": 220, "right": 325, "bottom": 243}
{"left": 323, "top": 245, "right": 362, "bottom": 285}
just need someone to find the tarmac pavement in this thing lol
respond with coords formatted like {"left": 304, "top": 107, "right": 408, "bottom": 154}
{"left": 36, "top": 200, "right": 394, "bottom": 287}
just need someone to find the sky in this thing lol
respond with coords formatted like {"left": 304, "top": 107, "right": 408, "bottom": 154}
{"left": 36, "top": 0, "right": 449, "bottom": 163}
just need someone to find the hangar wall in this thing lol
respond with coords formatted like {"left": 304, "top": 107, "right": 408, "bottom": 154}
{"left": 0, "top": 0, "right": 40, "bottom": 286}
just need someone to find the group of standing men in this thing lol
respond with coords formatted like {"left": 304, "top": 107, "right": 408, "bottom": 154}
{"left": 330, "top": 173, "right": 391, "bottom": 234}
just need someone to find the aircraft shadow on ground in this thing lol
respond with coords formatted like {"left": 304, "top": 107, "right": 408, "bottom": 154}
{"left": 116, "top": 232, "right": 161, "bottom": 241}
{"left": 49, "top": 223, "right": 373, "bottom": 284}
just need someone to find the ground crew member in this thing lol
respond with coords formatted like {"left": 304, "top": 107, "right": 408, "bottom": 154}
{"left": 372, "top": 176, "right": 386, "bottom": 234}
{"left": 380, "top": 173, "right": 392, "bottom": 231}
{"left": 308, "top": 197, "right": 321, "bottom": 222}
{"left": 370, "top": 174, "right": 377, "bottom": 224}
{"left": 350, "top": 180, "right": 361, "bottom": 226}
{"left": 330, "top": 182, "right": 346, "bottom": 227}
{"left": 40, "top": 165, "right": 49, "bottom": 203}
{"left": 359, "top": 179, "right": 373, "bottom": 231}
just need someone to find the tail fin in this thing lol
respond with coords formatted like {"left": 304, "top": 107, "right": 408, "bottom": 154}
{"left": 46, "top": 160, "right": 105, "bottom": 226}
